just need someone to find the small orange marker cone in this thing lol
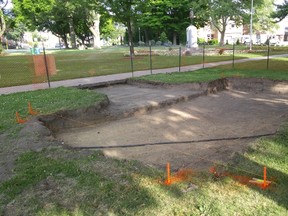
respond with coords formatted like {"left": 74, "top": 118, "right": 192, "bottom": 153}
{"left": 28, "top": 102, "right": 38, "bottom": 115}
{"left": 164, "top": 162, "right": 171, "bottom": 185}
{"left": 16, "top": 112, "right": 27, "bottom": 124}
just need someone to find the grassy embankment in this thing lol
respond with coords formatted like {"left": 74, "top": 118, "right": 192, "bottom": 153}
{"left": 135, "top": 58, "right": 288, "bottom": 83}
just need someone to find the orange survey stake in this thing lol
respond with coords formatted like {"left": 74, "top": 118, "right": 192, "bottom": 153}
{"left": 28, "top": 102, "right": 38, "bottom": 115}
{"left": 16, "top": 112, "right": 27, "bottom": 124}
{"left": 165, "top": 162, "right": 171, "bottom": 185}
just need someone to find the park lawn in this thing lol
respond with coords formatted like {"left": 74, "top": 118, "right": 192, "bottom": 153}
{"left": 0, "top": 46, "right": 276, "bottom": 88}
{"left": 216, "top": 57, "right": 288, "bottom": 71}
{"left": 135, "top": 60, "right": 288, "bottom": 84}
{"left": 0, "top": 87, "right": 106, "bottom": 134}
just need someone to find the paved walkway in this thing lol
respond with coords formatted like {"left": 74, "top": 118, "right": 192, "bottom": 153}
{"left": 1, "top": 54, "right": 287, "bottom": 95}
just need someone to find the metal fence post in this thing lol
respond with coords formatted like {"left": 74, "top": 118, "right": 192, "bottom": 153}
{"left": 202, "top": 44, "right": 205, "bottom": 69}
{"left": 149, "top": 42, "right": 152, "bottom": 75}
{"left": 267, "top": 39, "right": 270, "bottom": 70}
{"left": 129, "top": 43, "right": 134, "bottom": 77}
{"left": 179, "top": 47, "right": 182, "bottom": 72}
{"left": 42, "top": 43, "right": 51, "bottom": 88}
{"left": 232, "top": 43, "right": 235, "bottom": 69}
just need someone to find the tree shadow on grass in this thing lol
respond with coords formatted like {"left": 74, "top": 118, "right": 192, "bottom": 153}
{"left": 0, "top": 149, "right": 185, "bottom": 216}
{"left": 226, "top": 152, "right": 288, "bottom": 210}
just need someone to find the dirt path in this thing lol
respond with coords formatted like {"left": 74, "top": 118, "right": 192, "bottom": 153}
{"left": 58, "top": 80, "right": 288, "bottom": 171}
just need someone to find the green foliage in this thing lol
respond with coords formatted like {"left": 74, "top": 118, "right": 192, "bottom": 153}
{"left": 272, "top": 0, "right": 288, "bottom": 21}
{"left": 139, "top": 0, "right": 208, "bottom": 45}
{"left": 197, "top": 38, "right": 206, "bottom": 45}
{"left": 208, "top": 39, "right": 219, "bottom": 45}
{"left": 236, "top": 39, "right": 240, "bottom": 45}
{"left": 253, "top": 0, "right": 277, "bottom": 33}
{"left": 0, "top": 43, "right": 3, "bottom": 54}
{"left": 159, "top": 32, "right": 168, "bottom": 43}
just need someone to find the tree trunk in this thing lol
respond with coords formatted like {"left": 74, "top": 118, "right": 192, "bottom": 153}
{"left": 144, "top": 29, "right": 149, "bottom": 44}
{"left": 220, "top": 30, "right": 225, "bottom": 46}
{"left": 173, "top": 32, "right": 177, "bottom": 45}
{"left": 68, "top": 17, "right": 77, "bottom": 49}
{"left": 127, "top": 20, "right": 134, "bottom": 55}
{"left": 89, "top": 12, "right": 101, "bottom": 49}
{"left": 0, "top": 10, "right": 6, "bottom": 38}
{"left": 62, "top": 34, "right": 69, "bottom": 49}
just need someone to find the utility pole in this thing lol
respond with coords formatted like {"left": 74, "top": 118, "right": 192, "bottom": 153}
{"left": 250, "top": 0, "right": 254, "bottom": 51}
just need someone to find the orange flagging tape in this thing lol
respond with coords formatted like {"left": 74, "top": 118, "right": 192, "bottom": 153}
{"left": 16, "top": 112, "right": 27, "bottom": 124}
{"left": 28, "top": 102, "right": 38, "bottom": 115}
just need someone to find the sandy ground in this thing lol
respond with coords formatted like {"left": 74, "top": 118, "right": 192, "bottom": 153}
{"left": 58, "top": 82, "right": 288, "bottom": 171}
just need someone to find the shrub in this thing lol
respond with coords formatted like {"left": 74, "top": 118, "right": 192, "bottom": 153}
{"left": 164, "top": 41, "right": 173, "bottom": 47}
{"left": 208, "top": 39, "right": 219, "bottom": 45}
{"left": 150, "top": 40, "right": 156, "bottom": 46}
{"left": 236, "top": 39, "right": 240, "bottom": 45}
{"left": 138, "top": 41, "right": 145, "bottom": 47}
{"left": 198, "top": 38, "right": 206, "bottom": 45}
{"left": 159, "top": 32, "right": 168, "bottom": 43}
{"left": 0, "top": 44, "right": 3, "bottom": 54}
{"left": 156, "top": 41, "right": 162, "bottom": 46}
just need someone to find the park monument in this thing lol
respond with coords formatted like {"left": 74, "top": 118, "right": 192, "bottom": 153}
{"left": 186, "top": 9, "right": 198, "bottom": 48}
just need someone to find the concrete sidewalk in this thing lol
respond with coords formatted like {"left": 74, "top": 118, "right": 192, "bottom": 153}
{"left": 1, "top": 54, "right": 287, "bottom": 95}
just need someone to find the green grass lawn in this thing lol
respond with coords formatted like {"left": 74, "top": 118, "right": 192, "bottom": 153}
{"left": 0, "top": 124, "right": 287, "bottom": 215}
{"left": 135, "top": 67, "right": 288, "bottom": 84}
{"left": 0, "top": 87, "right": 106, "bottom": 134}
{"left": 0, "top": 71, "right": 288, "bottom": 215}
{"left": 1, "top": 45, "right": 287, "bottom": 88}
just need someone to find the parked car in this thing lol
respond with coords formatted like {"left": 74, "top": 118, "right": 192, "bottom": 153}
{"left": 55, "top": 43, "right": 65, "bottom": 48}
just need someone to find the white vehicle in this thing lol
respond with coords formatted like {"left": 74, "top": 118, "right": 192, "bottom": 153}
{"left": 268, "top": 36, "right": 280, "bottom": 46}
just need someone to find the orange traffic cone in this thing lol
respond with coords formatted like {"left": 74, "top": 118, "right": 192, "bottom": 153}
{"left": 28, "top": 102, "right": 38, "bottom": 115}
{"left": 16, "top": 112, "right": 27, "bottom": 124}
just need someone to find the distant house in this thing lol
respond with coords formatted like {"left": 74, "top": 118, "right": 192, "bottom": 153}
{"left": 197, "top": 16, "right": 288, "bottom": 45}
{"left": 198, "top": 20, "right": 243, "bottom": 45}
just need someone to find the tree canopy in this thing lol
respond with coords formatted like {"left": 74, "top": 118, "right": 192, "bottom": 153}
{"left": 273, "top": 0, "right": 288, "bottom": 21}
{"left": 3, "top": 0, "right": 284, "bottom": 49}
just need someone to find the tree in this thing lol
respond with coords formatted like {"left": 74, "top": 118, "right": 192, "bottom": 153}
{"left": 207, "top": 0, "right": 243, "bottom": 46}
{"left": 253, "top": 0, "right": 278, "bottom": 33}
{"left": 139, "top": 0, "right": 208, "bottom": 45}
{"left": 13, "top": 0, "right": 103, "bottom": 49}
{"left": 102, "top": 0, "right": 144, "bottom": 54}
{"left": 0, "top": 0, "right": 8, "bottom": 38}
{"left": 12, "top": 0, "right": 70, "bottom": 47}
{"left": 273, "top": 0, "right": 288, "bottom": 21}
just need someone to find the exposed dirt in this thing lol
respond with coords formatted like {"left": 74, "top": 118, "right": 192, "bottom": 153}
{"left": 57, "top": 78, "right": 288, "bottom": 171}
{"left": 1, "top": 78, "right": 287, "bottom": 183}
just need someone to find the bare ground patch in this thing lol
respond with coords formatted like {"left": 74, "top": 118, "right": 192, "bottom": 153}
{"left": 57, "top": 78, "right": 288, "bottom": 171}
